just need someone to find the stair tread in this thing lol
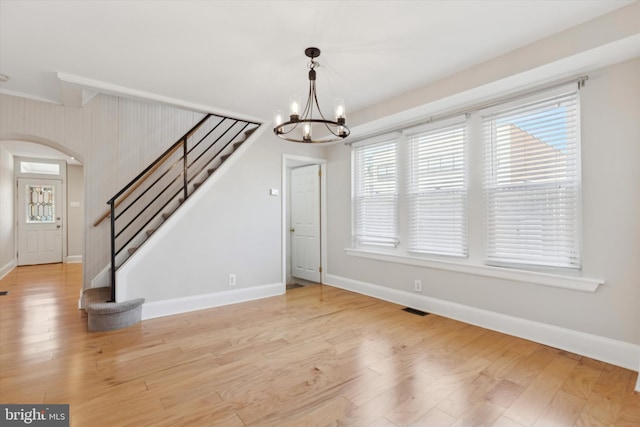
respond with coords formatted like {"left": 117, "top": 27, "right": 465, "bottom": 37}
{"left": 83, "top": 287, "right": 111, "bottom": 305}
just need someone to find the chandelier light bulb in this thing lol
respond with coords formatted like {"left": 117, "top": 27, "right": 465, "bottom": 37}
{"left": 274, "top": 110, "right": 284, "bottom": 133}
{"left": 290, "top": 95, "right": 300, "bottom": 120}
{"left": 335, "top": 98, "right": 346, "bottom": 122}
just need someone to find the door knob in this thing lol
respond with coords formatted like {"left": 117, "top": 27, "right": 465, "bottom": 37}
{"left": 290, "top": 228, "right": 295, "bottom": 232}
{"left": 56, "top": 225, "right": 61, "bottom": 229}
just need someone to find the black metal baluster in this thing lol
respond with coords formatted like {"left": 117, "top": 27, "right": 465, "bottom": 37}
{"left": 109, "top": 201, "right": 116, "bottom": 302}
{"left": 182, "top": 137, "right": 188, "bottom": 200}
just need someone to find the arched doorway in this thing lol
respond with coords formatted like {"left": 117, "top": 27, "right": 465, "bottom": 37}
{"left": 0, "top": 139, "right": 84, "bottom": 277}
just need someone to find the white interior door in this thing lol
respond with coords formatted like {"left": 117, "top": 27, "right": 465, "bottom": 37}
{"left": 17, "top": 178, "right": 63, "bottom": 265}
{"left": 290, "top": 165, "right": 321, "bottom": 282}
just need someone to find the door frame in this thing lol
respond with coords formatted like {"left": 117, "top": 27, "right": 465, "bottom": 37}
{"left": 282, "top": 155, "right": 327, "bottom": 287}
{"left": 14, "top": 157, "right": 68, "bottom": 266}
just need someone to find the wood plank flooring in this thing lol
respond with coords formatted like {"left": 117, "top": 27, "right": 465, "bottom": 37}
{"left": 1, "top": 263, "right": 638, "bottom": 426}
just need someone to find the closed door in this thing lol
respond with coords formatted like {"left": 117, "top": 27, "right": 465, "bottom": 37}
{"left": 290, "top": 165, "right": 320, "bottom": 282}
{"left": 17, "top": 178, "right": 63, "bottom": 265}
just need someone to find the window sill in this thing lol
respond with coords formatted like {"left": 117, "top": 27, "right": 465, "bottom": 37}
{"left": 344, "top": 248, "right": 603, "bottom": 292}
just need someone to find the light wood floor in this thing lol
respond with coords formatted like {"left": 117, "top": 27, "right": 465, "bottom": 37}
{"left": 1, "top": 264, "right": 638, "bottom": 426}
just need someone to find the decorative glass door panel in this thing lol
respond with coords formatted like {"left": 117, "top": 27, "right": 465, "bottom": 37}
{"left": 25, "top": 184, "right": 55, "bottom": 223}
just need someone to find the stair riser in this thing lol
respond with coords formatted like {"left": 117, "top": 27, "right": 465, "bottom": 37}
{"left": 88, "top": 306, "right": 143, "bottom": 331}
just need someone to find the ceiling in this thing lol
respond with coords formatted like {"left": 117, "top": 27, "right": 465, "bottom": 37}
{"left": 0, "top": 0, "right": 635, "bottom": 124}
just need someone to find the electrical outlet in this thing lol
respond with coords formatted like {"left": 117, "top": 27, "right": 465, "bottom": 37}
{"left": 414, "top": 279, "right": 422, "bottom": 292}
{"left": 228, "top": 274, "right": 236, "bottom": 287}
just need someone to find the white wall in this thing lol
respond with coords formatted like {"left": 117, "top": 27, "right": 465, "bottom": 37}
{"left": 0, "top": 93, "right": 204, "bottom": 286}
{"left": 347, "top": 1, "right": 640, "bottom": 132}
{"left": 0, "top": 146, "right": 14, "bottom": 277}
{"left": 118, "top": 133, "right": 326, "bottom": 302}
{"left": 67, "top": 164, "right": 84, "bottom": 260}
{"left": 325, "top": 58, "right": 640, "bottom": 348}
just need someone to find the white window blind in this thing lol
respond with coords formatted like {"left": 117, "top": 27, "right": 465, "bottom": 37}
{"left": 406, "top": 120, "right": 468, "bottom": 256}
{"left": 483, "top": 89, "right": 580, "bottom": 269}
{"left": 353, "top": 137, "right": 399, "bottom": 247}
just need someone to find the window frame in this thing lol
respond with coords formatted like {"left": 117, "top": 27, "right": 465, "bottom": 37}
{"left": 348, "top": 80, "right": 590, "bottom": 288}
{"left": 351, "top": 133, "right": 401, "bottom": 248}
{"left": 404, "top": 117, "right": 469, "bottom": 258}
{"left": 481, "top": 85, "right": 582, "bottom": 271}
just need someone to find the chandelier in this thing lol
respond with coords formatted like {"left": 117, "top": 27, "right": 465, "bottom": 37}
{"left": 273, "top": 47, "right": 350, "bottom": 143}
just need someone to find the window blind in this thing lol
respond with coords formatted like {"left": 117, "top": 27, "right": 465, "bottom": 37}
{"left": 483, "top": 89, "right": 580, "bottom": 269}
{"left": 353, "top": 137, "right": 399, "bottom": 246}
{"left": 406, "top": 120, "right": 467, "bottom": 256}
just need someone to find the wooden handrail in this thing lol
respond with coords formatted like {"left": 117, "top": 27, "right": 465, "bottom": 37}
{"left": 93, "top": 113, "right": 214, "bottom": 227}
{"left": 93, "top": 142, "right": 183, "bottom": 227}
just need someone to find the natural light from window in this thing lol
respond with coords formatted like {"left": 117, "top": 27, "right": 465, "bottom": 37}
{"left": 20, "top": 161, "right": 60, "bottom": 175}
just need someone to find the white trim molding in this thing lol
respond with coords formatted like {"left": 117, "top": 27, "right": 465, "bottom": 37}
{"left": 325, "top": 273, "right": 639, "bottom": 372}
{"left": 141, "top": 282, "right": 284, "bottom": 320}
{"left": 345, "top": 248, "right": 603, "bottom": 292}
{"left": 56, "top": 72, "right": 264, "bottom": 123}
{"left": 281, "top": 155, "right": 328, "bottom": 288}
{"left": 0, "top": 259, "right": 16, "bottom": 280}
{"left": 65, "top": 255, "right": 82, "bottom": 263}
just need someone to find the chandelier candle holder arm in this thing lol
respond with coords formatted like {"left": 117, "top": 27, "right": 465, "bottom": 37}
{"left": 273, "top": 47, "right": 350, "bottom": 143}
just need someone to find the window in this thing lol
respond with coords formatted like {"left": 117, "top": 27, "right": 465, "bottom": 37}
{"left": 25, "top": 184, "right": 55, "bottom": 223}
{"left": 482, "top": 89, "right": 580, "bottom": 269}
{"left": 349, "top": 81, "right": 583, "bottom": 278}
{"left": 20, "top": 161, "right": 60, "bottom": 175}
{"left": 352, "top": 135, "right": 399, "bottom": 247}
{"left": 406, "top": 120, "right": 467, "bottom": 256}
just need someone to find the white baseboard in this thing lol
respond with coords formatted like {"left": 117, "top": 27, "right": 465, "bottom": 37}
{"left": 325, "top": 274, "right": 640, "bottom": 372}
{"left": 0, "top": 259, "right": 16, "bottom": 280}
{"left": 65, "top": 255, "right": 82, "bottom": 263}
{"left": 141, "top": 282, "right": 284, "bottom": 320}
{"left": 636, "top": 362, "right": 640, "bottom": 392}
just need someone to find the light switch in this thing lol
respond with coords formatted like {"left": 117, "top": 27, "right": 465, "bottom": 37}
{"left": 269, "top": 188, "right": 280, "bottom": 196}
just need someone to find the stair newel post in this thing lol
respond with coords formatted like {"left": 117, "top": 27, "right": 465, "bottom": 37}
{"left": 109, "top": 200, "right": 116, "bottom": 302}
{"left": 182, "top": 137, "right": 188, "bottom": 201}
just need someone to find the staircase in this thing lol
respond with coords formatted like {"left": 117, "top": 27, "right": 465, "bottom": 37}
{"left": 86, "top": 113, "right": 260, "bottom": 331}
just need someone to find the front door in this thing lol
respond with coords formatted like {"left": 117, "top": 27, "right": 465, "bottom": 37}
{"left": 17, "top": 178, "right": 63, "bottom": 265}
{"left": 290, "top": 165, "right": 321, "bottom": 283}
